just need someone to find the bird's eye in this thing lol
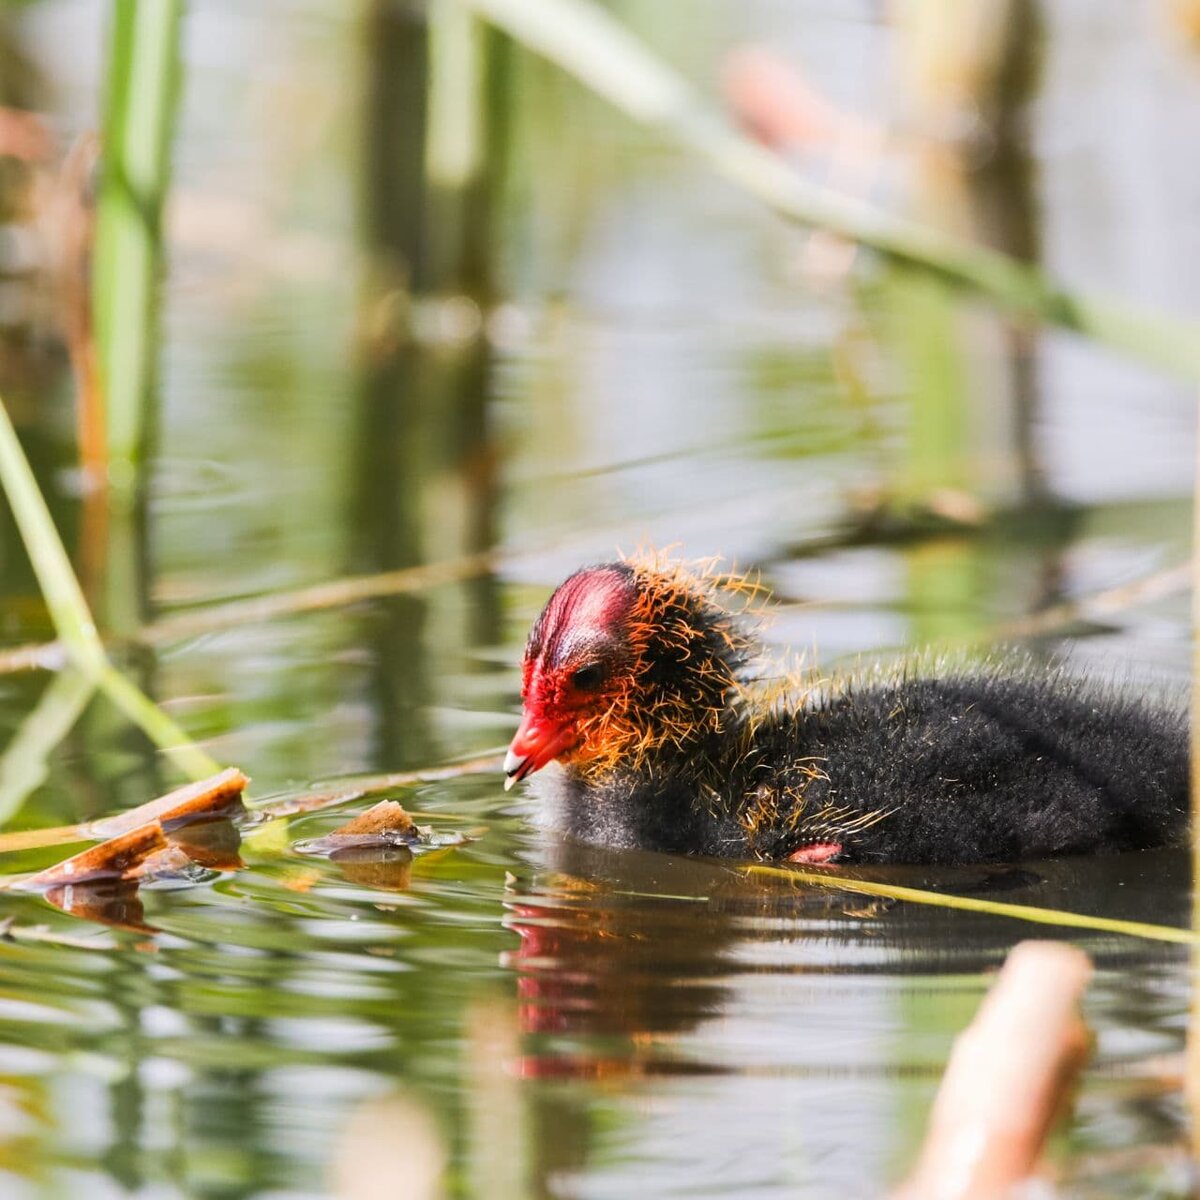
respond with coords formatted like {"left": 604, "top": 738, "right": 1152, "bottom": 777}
{"left": 570, "top": 663, "right": 605, "bottom": 691}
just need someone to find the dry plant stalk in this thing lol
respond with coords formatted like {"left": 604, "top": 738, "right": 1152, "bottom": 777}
{"left": 0, "top": 767, "right": 249, "bottom": 857}
{"left": 0, "top": 769, "right": 248, "bottom": 886}
{"left": 15, "top": 821, "right": 169, "bottom": 889}
{"left": 88, "top": 767, "right": 248, "bottom": 837}
{"left": 257, "top": 755, "right": 499, "bottom": 819}
{"left": 895, "top": 940, "right": 1093, "bottom": 1199}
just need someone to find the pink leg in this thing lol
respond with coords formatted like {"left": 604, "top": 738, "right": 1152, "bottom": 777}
{"left": 786, "top": 841, "right": 844, "bottom": 865}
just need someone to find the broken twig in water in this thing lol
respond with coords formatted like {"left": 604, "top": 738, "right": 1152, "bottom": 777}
{"left": 13, "top": 821, "right": 169, "bottom": 890}
{"left": 0, "top": 768, "right": 249, "bottom": 856}
{"left": 89, "top": 767, "right": 248, "bottom": 837}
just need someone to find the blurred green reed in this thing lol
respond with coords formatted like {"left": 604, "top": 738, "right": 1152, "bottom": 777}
{"left": 92, "top": 0, "right": 183, "bottom": 484}
{"left": 457, "top": 0, "right": 1200, "bottom": 381}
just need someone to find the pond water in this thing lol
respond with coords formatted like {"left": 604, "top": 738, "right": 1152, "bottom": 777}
{"left": 0, "top": 1, "right": 1198, "bottom": 1197}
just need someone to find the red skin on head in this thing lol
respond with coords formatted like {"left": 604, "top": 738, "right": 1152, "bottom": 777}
{"left": 506, "top": 568, "right": 635, "bottom": 785}
{"left": 525, "top": 568, "right": 633, "bottom": 674}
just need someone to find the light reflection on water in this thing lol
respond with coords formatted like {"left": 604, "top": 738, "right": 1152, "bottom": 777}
{"left": 0, "top": 0, "right": 1196, "bottom": 1196}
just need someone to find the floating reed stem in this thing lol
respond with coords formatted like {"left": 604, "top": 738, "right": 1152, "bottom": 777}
{"left": 746, "top": 862, "right": 1199, "bottom": 946}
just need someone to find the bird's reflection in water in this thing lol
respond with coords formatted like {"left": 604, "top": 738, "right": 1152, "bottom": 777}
{"left": 503, "top": 834, "right": 1192, "bottom": 1077}
{"left": 498, "top": 836, "right": 1191, "bottom": 1194}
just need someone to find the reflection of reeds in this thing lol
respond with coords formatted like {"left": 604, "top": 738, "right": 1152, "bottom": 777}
{"left": 50, "top": 134, "right": 108, "bottom": 599}
{"left": 52, "top": 135, "right": 104, "bottom": 489}
{"left": 0, "top": 515, "right": 1190, "bottom": 679}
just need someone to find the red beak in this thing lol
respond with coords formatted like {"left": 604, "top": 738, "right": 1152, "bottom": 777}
{"left": 504, "top": 709, "right": 578, "bottom": 790}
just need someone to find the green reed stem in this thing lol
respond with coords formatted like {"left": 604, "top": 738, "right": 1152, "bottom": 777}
{"left": 459, "top": 0, "right": 1200, "bottom": 381}
{"left": 93, "top": 0, "right": 183, "bottom": 478}
{"left": 746, "top": 862, "right": 1198, "bottom": 946}
{"left": 0, "top": 405, "right": 106, "bottom": 676}
{"left": 0, "top": 400, "right": 219, "bottom": 782}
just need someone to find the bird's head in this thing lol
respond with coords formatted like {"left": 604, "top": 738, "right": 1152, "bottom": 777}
{"left": 504, "top": 558, "right": 755, "bottom": 789}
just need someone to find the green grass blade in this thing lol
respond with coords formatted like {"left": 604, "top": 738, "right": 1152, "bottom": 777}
{"left": 459, "top": 0, "right": 1200, "bottom": 380}
{"left": 98, "top": 664, "right": 220, "bottom": 778}
{"left": 746, "top": 862, "right": 1198, "bottom": 946}
{"left": 0, "top": 402, "right": 107, "bottom": 674}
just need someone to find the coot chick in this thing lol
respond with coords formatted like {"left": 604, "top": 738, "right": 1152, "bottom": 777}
{"left": 504, "top": 557, "right": 1188, "bottom": 864}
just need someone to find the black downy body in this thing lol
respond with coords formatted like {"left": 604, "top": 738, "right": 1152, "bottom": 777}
{"left": 535, "top": 566, "right": 1188, "bottom": 865}
{"left": 546, "top": 668, "right": 1189, "bottom": 864}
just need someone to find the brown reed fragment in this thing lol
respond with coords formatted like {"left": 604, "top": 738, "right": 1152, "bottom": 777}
{"left": 894, "top": 940, "right": 1093, "bottom": 1199}
{"left": 87, "top": 767, "right": 248, "bottom": 838}
{"left": 331, "top": 800, "right": 415, "bottom": 840}
{"left": 0, "top": 772, "right": 245, "bottom": 858}
{"left": 50, "top": 135, "right": 105, "bottom": 489}
{"left": 15, "top": 821, "right": 168, "bottom": 890}
{"left": 297, "top": 801, "right": 420, "bottom": 892}
{"left": 50, "top": 133, "right": 109, "bottom": 601}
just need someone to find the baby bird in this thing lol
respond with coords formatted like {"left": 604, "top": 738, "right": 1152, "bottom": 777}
{"left": 504, "top": 557, "right": 1188, "bottom": 864}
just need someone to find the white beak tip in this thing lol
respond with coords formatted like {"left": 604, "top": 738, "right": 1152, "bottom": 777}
{"left": 503, "top": 774, "right": 517, "bottom": 792}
